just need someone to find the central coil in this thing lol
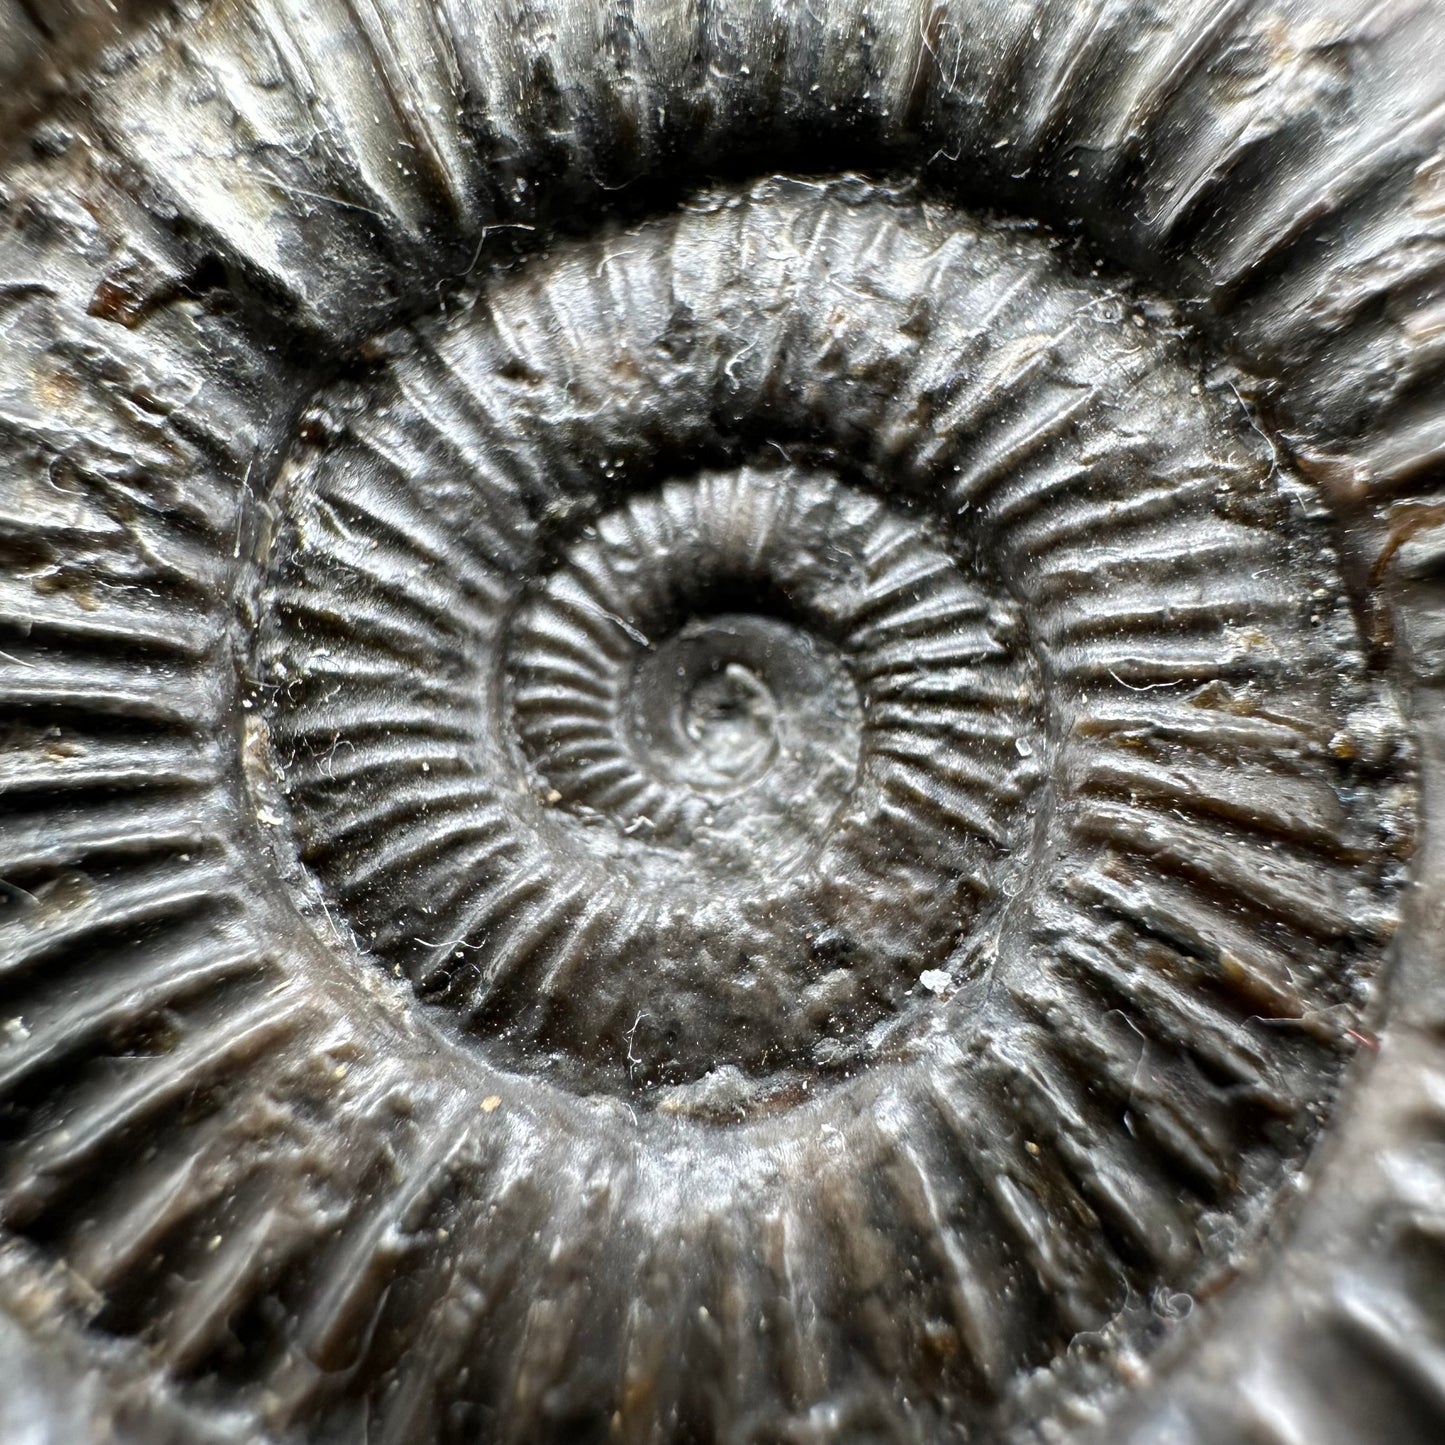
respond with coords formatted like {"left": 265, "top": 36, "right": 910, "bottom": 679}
{"left": 255, "top": 179, "right": 1397, "bottom": 1134}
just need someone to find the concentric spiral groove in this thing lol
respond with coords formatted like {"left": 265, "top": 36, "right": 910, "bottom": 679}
{"left": 0, "top": 1, "right": 1439, "bottom": 1442}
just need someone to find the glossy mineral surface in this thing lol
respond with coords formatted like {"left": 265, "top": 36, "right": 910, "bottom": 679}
{"left": 0, "top": 2, "right": 1441, "bottom": 1444}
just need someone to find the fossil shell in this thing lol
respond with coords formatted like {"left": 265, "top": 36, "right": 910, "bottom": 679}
{"left": 0, "top": 2, "right": 1441, "bottom": 1443}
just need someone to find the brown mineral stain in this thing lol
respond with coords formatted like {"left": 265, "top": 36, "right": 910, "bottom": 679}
{"left": 1373, "top": 500, "right": 1445, "bottom": 591}
{"left": 32, "top": 358, "right": 79, "bottom": 415}
{"left": 619, "top": 1375, "right": 655, "bottom": 1419}
{"left": 31, "top": 571, "right": 101, "bottom": 610}
{"left": 33, "top": 872, "right": 94, "bottom": 919}
{"left": 88, "top": 274, "right": 152, "bottom": 328}
{"left": 1293, "top": 447, "right": 1370, "bottom": 509}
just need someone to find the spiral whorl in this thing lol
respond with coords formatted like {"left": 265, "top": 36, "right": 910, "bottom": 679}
{"left": 0, "top": 3, "right": 1438, "bottom": 1443}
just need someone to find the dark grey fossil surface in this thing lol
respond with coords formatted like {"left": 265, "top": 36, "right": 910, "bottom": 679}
{"left": 0, "top": 2, "right": 1441, "bottom": 1442}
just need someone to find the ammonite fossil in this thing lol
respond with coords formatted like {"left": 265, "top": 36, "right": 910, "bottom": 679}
{"left": 0, "top": 1, "right": 1441, "bottom": 1442}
